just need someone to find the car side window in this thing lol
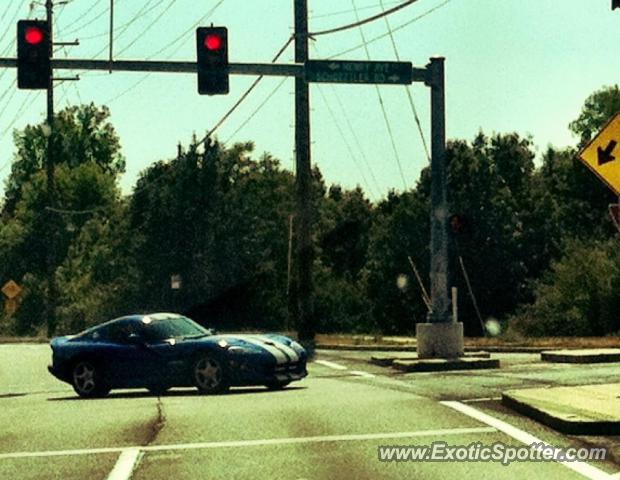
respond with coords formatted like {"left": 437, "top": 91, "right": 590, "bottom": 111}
{"left": 97, "top": 321, "right": 136, "bottom": 344}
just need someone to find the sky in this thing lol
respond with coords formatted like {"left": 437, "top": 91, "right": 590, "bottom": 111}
{"left": 0, "top": 0, "right": 619, "bottom": 201}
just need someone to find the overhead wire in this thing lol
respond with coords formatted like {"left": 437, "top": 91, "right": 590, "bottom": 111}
{"left": 327, "top": 0, "right": 453, "bottom": 59}
{"left": 311, "top": 43, "right": 381, "bottom": 196}
{"left": 351, "top": 0, "right": 408, "bottom": 189}
{"left": 199, "top": 35, "right": 294, "bottom": 144}
{"left": 114, "top": 0, "right": 178, "bottom": 58}
{"left": 315, "top": 84, "right": 378, "bottom": 199}
{"left": 102, "top": 0, "right": 226, "bottom": 105}
{"left": 379, "top": 0, "right": 430, "bottom": 161}
{"left": 309, "top": 0, "right": 419, "bottom": 37}
{"left": 310, "top": 1, "right": 401, "bottom": 20}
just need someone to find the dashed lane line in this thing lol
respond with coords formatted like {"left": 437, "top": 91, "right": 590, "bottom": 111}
{"left": 0, "top": 427, "right": 497, "bottom": 460}
{"left": 313, "top": 360, "right": 348, "bottom": 370}
{"left": 442, "top": 401, "right": 615, "bottom": 480}
{"left": 106, "top": 448, "right": 142, "bottom": 480}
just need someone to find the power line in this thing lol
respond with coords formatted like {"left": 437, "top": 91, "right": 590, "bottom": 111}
{"left": 309, "top": 0, "right": 419, "bottom": 37}
{"left": 311, "top": 43, "right": 382, "bottom": 196}
{"left": 310, "top": 1, "right": 401, "bottom": 20}
{"left": 103, "top": 0, "right": 226, "bottom": 105}
{"left": 223, "top": 77, "right": 288, "bottom": 146}
{"left": 351, "top": 0, "right": 408, "bottom": 189}
{"left": 90, "top": 0, "right": 160, "bottom": 59}
{"left": 379, "top": 0, "right": 430, "bottom": 161}
{"left": 327, "top": 0, "right": 453, "bottom": 59}
{"left": 199, "top": 35, "right": 293, "bottom": 144}
{"left": 315, "top": 84, "right": 378, "bottom": 199}
{"left": 61, "top": 4, "right": 109, "bottom": 36}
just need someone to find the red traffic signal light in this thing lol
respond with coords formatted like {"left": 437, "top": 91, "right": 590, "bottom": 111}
{"left": 17, "top": 20, "right": 50, "bottom": 90}
{"left": 25, "top": 26, "right": 45, "bottom": 45}
{"left": 204, "top": 34, "right": 223, "bottom": 51}
{"left": 196, "top": 26, "right": 229, "bottom": 95}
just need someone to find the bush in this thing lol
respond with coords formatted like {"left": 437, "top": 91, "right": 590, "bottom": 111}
{"left": 509, "top": 239, "right": 620, "bottom": 336}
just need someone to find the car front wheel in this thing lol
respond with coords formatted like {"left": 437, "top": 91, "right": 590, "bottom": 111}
{"left": 193, "top": 355, "right": 229, "bottom": 394}
{"left": 71, "top": 360, "right": 110, "bottom": 398}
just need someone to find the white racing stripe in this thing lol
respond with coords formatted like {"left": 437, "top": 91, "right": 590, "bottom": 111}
{"left": 106, "top": 448, "right": 142, "bottom": 480}
{"left": 254, "top": 335, "right": 300, "bottom": 362}
{"left": 0, "top": 427, "right": 497, "bottom": 460}
{"left": 232, "top": 335, "right": 288, "bottom": 364}
{"left": 442, "top": 401, "right": 614, "bottom": 480}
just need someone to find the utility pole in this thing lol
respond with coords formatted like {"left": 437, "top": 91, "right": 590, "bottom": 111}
{"left": 45, "top": 0, "right": 57, "bottom": 336}
{"left": 293, "top": 0, "right": 315, "bottom": 346}
{"left": 416, "top": 57, "right": 464, "bottom": 358}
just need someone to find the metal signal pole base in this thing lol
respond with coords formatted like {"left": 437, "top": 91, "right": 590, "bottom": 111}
{"left": 416, "top": 322, "right": 464, "bottom": 359}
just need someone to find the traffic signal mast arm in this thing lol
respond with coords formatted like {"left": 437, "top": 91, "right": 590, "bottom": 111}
{"left": 1, "top": 57, "right": 429, "bottom": 82}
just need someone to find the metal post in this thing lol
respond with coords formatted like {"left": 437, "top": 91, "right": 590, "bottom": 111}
{"left": 428, "top": 57, "right": 450, "bottom": 324}
{"left": 416, "top": 57, "right": 464, "bottom": 358}
{"left": 45, "top": 0, "right": 57, "bottom": 336}
{"left": 293, "top": 0, "right": 315, "bottom": 345}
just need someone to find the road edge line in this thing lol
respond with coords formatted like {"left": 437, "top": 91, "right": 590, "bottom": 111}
{"left": 441, "top": 401, "right": 614, "bottom": 480}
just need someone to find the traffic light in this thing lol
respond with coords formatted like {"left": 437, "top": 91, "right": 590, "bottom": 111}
{"left": 196, "top": 26, "right": 229, "bottom": 95}
{"left": 614, "top": 0, "right": 620, "bottom": 9}
{"left": 17, "top": 20, "right": 50, "bottom": 90}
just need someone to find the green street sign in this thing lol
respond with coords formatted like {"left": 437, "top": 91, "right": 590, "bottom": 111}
{"left": 305, "top": 60, "right": 413, "bottom": 85}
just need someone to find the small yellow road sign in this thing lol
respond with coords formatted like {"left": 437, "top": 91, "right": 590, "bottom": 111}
{"left": 578, "top": 113, "right": 620, "bottom": 195}
{"left": 2, "top": 280, "right": 22, "bottom": 300}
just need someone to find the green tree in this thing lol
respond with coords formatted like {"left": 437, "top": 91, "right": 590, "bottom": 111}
{"left": 569, "top": 85, "right": 620, "bottom": 147}
{"left": 3, "top": 103, "right": 124, "bottom": 216}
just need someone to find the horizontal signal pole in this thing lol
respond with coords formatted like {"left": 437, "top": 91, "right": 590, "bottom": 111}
{"left": 0, "top": 57, "right": 429, "bottom": 82}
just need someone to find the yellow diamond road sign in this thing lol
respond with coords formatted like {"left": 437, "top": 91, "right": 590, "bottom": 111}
{"left": 579, "top": 113, "right": 620, "bottom": 195}
{"left": 1, "top": 280, "right": 22, "bottom": 300}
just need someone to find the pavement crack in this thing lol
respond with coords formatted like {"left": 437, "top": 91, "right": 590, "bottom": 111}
{"left": 144, "top": 396, "right": 166, "bottom": 446}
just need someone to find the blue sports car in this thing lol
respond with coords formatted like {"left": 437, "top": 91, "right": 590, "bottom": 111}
{"left": 48, "top": 313, "right": 308, "bottom": 398}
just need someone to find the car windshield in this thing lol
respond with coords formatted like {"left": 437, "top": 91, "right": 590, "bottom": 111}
{"left": 141, "top": 316, "right": 210, "bottom": 342}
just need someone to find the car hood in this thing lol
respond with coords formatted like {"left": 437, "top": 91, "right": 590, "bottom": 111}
{"left": 208, "top": 333, "right": 305, "bottom": 364}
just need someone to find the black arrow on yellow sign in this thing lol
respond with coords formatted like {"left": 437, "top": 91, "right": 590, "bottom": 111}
{"left": 598, "top": 140, "right": 618, "bottom": 166}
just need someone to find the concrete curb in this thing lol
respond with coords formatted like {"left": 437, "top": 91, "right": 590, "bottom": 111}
{"left": 370, "top": 351, "right": 491, "bottom": 367}
{"left": 541, "top": 349, "right": 620, "bottom": 364}
{"left": 502, "top": 390, "right": 620, "bottom": 435}
{"left": 317, "top": 344, "right": 554, "bottom": 353}
{"left": 392, "top": 357, "right": 500, "bottom": 373}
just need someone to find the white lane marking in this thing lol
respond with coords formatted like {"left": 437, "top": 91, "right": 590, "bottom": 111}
{"left": 233, "top": 335, "right": 288, "bottom": 364}
{"left": 442, "top": 401, "right": 614, "bottom": 480}
{"left": 106, "top": 448, "right": 142, "bottom": 480}
{"left": 350, "top": 370, "right": 376, "bottom": 378}
{"left": 462, "top": 397, "right": 502, "bottom": 403}
{"left": 314, "top": 360, "right": 348, "bottom": 370}
{"left": 0, "top": 427, "right": 496, "bottom": 460}
{"left": 255, "top": 335, "right": 300, "bottom": 362}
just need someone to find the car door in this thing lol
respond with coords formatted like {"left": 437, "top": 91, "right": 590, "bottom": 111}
{"left": 96, "top": 320, "right": 160, "bottom": 387}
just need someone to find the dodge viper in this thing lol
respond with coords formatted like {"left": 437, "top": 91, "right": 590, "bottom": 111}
{"left": 48, "top": 313, "right": 308, "bottom": 398}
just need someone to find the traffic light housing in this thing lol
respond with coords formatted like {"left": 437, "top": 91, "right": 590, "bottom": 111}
{"left": 17, "top": 20, "right": 50, "bottom": 90}
{"left": 614, "top": 0, "right": 620, "bottom": 9}
{"left": 196, "top": 26, "right": 229, "bottom": 95}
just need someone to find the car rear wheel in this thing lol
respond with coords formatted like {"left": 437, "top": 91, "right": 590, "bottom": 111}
{"left": 71, "top": 360, "right": 110, "bottom": 398}
{"left": 193, "top": 355, "right": 229, "bottom": 394}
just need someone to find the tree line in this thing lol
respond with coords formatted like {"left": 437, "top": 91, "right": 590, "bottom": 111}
{"left": 2, "top": 86, "right": 620, "bottom": 338}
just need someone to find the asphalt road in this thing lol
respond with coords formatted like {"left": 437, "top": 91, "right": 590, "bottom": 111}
{"left": 1, "top": 344, "right": 619, "bottom": 479}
